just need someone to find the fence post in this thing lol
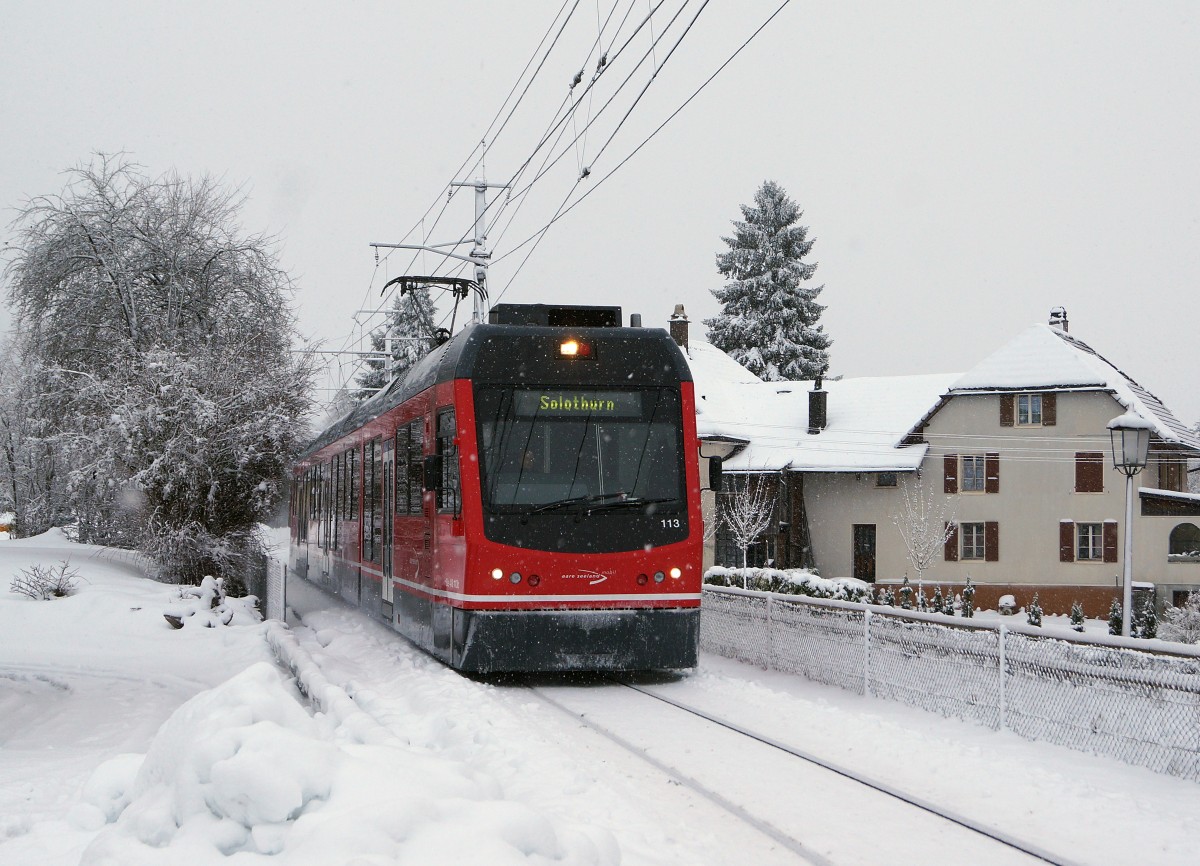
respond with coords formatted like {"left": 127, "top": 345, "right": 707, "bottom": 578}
{"left": 765, "top": 592, "right": 774, "bottom": 670}
{"left": 997, "top": 623, "right": 1007, "bottom": 731}
{"left": 863, "top": 607, "right": 872, "bottom": 697}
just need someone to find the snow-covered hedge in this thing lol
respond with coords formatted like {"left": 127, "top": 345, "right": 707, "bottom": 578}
{"left": 704, "top": 566, "right": 872, "bottom": 602}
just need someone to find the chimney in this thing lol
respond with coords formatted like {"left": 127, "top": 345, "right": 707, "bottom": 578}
{"left": 1049, "top": 306, "right": 1069, "bottom": 333}
{"left": 669, "top": 303, "right": 689, "bottom": 349}
{"left": 808, "top": 377, "right": 827, "bottom": 434}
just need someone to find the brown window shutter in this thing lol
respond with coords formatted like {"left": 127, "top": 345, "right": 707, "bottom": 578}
{"left": 999, "top": 394, "right": 1014, "bottom": 427}
{"left": 1060, "top": 520, "right": 1075, "bottom": 562}
{"left": 1103, "top": 520, "right": 1119, "bottom": 563}
{"left": 985, "top": 453, "right": 1000, "bottom": 494}
{"left": 985, "top": 521, "right": 999, "bottom": 561}
{"left": 944, "top": 522, "right": 959, "bottom": 561}
{"left": 944, "top": 454, "right": 958, "bottom": 494}
{"left": 1074, "top": 452, "right": 1104, "bottom": 493}
{"left": 1042, "top": 393, "right": 1056, "bottom": 426}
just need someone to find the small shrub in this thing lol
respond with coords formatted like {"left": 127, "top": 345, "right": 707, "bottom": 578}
{"left": 961, "top": 577, "right": 975, "bottom": 618}
{"left": 1108, "top": 599, "right": 1123, "bottom": 636}
{"left": 10, "top": 561, "right": 81, "bottom": 599}
{"left": 1026, "top": 593, "right": 1043, "bottom": 627}
{"left": 1069, "top": 601, "right": 1085, "bottom": 632}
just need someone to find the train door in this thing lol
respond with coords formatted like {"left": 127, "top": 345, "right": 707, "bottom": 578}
{"left": 381, "top": 437, "right": 395, "bottom": 609}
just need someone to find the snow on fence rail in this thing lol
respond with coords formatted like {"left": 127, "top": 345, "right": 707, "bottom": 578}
{"left": 701, "top": 585, "right": 1200, "bottom": 781}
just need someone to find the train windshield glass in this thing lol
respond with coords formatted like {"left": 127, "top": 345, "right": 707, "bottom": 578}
{"left": 475, "top": 387, "right": 685, "bottom": 512}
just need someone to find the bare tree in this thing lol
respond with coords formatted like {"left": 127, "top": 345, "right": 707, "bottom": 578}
{"left": 4, "top": 154, "right": 314, "bottom": 583}
{"left": 892, "top": 477, "right": 956, "bottom": 587}
{"left": 719, "top": 475, "right": 777, "bottom": 574}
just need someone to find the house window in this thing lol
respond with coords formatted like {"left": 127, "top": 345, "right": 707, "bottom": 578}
{"left": 876, "top": 472, "right": 897, "bottom": 488}
{"left": 961, "top": 456, "right": 986, "bottom": 492}
{"left": 961, "top": 522, "right": 986, "bottom": 560}
{"left": 1169, "top": 523, "right": 1200, "bottom": 560}
{"left": 1160, "top": 459, "right": 1186, "bottom": 493}
{"left": 1075, "top": 452, "right": 1104, "bottom": 493}
{"left": 1077, "top": 523, "right": 1104, "bottom": 560}
{"left": 1017, "top": 393, "right": 1042, "bottom": 426}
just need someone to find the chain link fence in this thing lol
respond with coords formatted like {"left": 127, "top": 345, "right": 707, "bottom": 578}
{"left": 701, "top": 585, "right": 1200, "bottom": 781}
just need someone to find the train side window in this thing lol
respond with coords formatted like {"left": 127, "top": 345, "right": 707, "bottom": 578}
{"left": 395, "top": 425, "right": 409, "bottom": 515}
{"left": 408, "top": 419, "right": 424, "bottom": 513}
{"left": 348, "top": 446, "right": 358, "bottom": 520}
{"left": 437, "top": 408, "right": 459, "bottom": 516}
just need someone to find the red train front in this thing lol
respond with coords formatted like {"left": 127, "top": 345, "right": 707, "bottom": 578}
{"left": 290, "top": 303, "right": 703, "bottom": 672}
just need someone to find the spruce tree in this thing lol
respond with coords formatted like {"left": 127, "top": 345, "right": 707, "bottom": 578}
{"left": 1108, "top": 599, "right": 1123, "bottom": 636}
{"left": 882, "top": 587, "right": 895, "bottom": 606}
{"left": 931, "top": 585, "right": 944, "bottom": 614}
{"left": 899, "top": 576, "right": 913, "bottom": 610}
{"left": 355, "top": 287, "right": 438, "bottom": 400}
{"left": 1070, "top": 601, "right": 1086, "bottom": 632}
{"left": 705, "top": 180, "right": 831, "bottom": 381}
{"left": 1026, "top": 593, "right": 1043, "bottom": 627}
{"left": 961, "top": 578, "right": 975, "bottom": 618}
{"left": 941, "top": 589, "right": 955, "bottom": 617}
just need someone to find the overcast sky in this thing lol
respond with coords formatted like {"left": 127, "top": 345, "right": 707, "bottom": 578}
{"left": 2, "top": 1, "right": 1198, "bottom": 425}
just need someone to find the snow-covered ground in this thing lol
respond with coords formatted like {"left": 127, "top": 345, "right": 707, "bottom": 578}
{"left": 2, "top": 529, "right": 1199, "bottom": 865}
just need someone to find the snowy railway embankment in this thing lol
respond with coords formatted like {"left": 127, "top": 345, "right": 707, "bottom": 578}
{"left": 702, "top": 585, "right": 1200, "bottom": 781}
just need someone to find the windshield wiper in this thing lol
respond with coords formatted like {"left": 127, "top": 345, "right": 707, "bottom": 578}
{"left": 529, "top": 493, "right": 674, "bottom": 514}
{"left": 584, "top": 496, "right": 677, "bottom": 512}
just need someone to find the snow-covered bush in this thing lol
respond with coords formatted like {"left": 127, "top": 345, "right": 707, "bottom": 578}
{"left": 9, "top": 560, "right": 81, "bottom": 599}
{"left": 162, "top": 575, "right": 261, "bottom": 629}
{"left": 704, "top": 567, "right": 871, "bottom": 602}
{"left": 1160, "top": 591, "right": 1200, "bottom": 645}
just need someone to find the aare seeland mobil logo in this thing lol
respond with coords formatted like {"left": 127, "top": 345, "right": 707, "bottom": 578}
{"left": 561, "top": 569, "right": 613, "bottom": 585}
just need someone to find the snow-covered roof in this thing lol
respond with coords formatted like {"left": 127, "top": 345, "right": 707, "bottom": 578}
{"left": 685, "top": 339, "right": 954, "bottom": 472}
{"left": 948, "top": 324, "right": 1200, "bottom": 451}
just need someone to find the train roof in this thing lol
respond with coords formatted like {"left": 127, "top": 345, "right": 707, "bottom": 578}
{"left": 301, "top": 321, "right": 691, "bottom": 461}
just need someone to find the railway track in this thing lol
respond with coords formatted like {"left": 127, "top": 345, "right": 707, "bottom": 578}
{"left": 528, "top": 679, "right": 1081, "bottom": 866}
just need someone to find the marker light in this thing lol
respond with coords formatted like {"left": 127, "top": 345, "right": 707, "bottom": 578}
{"left": 653, "top": 571, "right": 666, "bottom": 583}
{"left": 669, "top": 567, "right": 682, "bottom": 579}
{"left": 528, "top": 574, "right": 541, "bottom": 587}
{"left": 559, "top": 339, "right": 592, "bottom": 358}
{"left": 491, "top": 568, "right": 504, "bottom": 580}
{"left": 509, "top": 572, "right": 522, "bottom": 584}
{"left": 636, "top": 574, "right": 649, "bottom": 586}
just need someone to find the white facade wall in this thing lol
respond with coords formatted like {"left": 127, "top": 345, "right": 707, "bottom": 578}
{"left": 801, "top": 390, "right": 1200, "bottom": 599}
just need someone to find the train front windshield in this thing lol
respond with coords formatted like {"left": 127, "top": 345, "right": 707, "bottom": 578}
{"left": 475, "top": 387, "right": 685, "bottom": 513}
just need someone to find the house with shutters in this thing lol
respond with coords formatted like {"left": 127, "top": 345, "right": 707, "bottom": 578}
{"left": 678, "top": 307, "right": 1200, "bottom": 616}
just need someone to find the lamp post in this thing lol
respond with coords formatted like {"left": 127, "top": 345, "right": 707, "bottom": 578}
{"left": 1107, "top": 413, "right": 1153, "bottom": 637}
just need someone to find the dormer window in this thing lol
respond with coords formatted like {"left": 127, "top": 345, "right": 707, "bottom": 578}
{"left": 1000, "top": 393, "right": 1056, "bottom": 427}
{"left": 1017, "top": 393, "right": 1042, "bottom": 426}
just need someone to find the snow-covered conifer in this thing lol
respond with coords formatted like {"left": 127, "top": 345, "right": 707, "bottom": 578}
{"left": 354, "top": 287, "right": 438, "bottom": 400}
{"left": 704, "top": 181, "right": 831, "bottom": 381}
{"left": 917, "top": 585, "right": 928, "bottom": 612}
{"left": 1026, "top": 593, "right": 1043, "bottom": 627}
{"left": 961, "top": 578, "right": 975, "bottom": 618}
{"left": 931, "top": 585, "right": 944, "bottom": 614}
{"left": 1070, "top": 601, "right": 1085, "bottom": 632}
{"left": 1134, "top": 595, "right": 1158, "bottom": 639}
{"left": 1108, "top": 599, "right": 1123, "bottom": 636}
{"left": 899, "top": 576, "right": 913, "bottom": 610}
{"left": 940, "top": 588, "right": 955, "bottom": 617}
{"left": 882, "top": 587, "right": 895, "bottom": 606}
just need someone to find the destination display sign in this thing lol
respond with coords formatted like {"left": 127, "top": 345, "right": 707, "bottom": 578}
{"left": 514, "top": 390, "right": 644, "bottom": 417}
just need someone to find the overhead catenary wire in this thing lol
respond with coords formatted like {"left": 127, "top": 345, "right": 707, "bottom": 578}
{"left": 492, "top": 0, "right": 793, "bottom": 300}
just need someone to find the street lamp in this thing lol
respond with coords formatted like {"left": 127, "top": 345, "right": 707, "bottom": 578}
{"left": 1107, "top": 413, "right": 1153, "bottom": 637}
